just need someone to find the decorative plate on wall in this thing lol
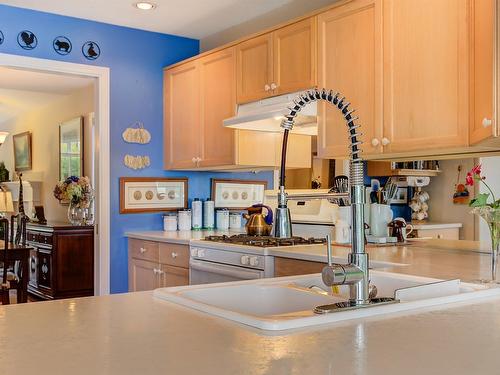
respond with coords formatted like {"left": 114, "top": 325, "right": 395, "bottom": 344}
{"left": 17, "top": 30, "right": 37, "bottom": 50}
{"left": 0, "top": 31, "right": 4, "bottom": 45}
{"left": 53, "top": 36, "right": 72, "bottom": 55}
{"left": 120, "top": 177, "right": 188, "bottom": 214}
{"left": 82, "top": 41, "right": 100, "bottom": 60}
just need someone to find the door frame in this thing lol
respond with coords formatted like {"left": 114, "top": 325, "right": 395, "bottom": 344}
{"left": 0, "top": 53, "right": 111, "bottom": 295}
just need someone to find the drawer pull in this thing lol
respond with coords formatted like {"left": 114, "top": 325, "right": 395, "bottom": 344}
{"left": 171, "top": 252, "right": 178, "bottom": 259}
{"left": 140, "top": 247, "right": 147, "bottom": 254}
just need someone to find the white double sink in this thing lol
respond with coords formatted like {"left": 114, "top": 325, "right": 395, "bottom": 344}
{"left": 154, "top": 271, "right": 500, "bottom": 331}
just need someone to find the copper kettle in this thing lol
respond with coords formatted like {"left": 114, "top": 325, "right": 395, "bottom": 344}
{"left": 243, "top": 204, "right": 273, "bottom": 236}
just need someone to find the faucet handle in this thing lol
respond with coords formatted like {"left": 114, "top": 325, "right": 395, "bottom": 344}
{"left": 326, "top": 234, "right": 332, "bottom": 266}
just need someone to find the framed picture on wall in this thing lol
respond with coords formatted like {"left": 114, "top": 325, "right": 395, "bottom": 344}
{"left": 211, "top": 179, "right": 268, "bottom": 210}
{"left": 13, "top": 131, "right": 32, "bottom": 171}
{"left": 120, "top": 177, "right": 188, "bottom": 214}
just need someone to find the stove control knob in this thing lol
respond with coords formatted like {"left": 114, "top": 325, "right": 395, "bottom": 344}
{"left": 190, "top": 248, "right": 198, "bottom": 257}
{"left": 240, "top": 255, "right": 250, "bottom": 265}
{"left": 249, "top": 257, "right": 259, "bottom": 267}
{"left": 197, "top": 249, "right": 206, "bottom": 258}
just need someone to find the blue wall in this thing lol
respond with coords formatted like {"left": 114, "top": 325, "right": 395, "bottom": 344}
{"left": 0, "top": 5, "right": 273, "bottom": 293}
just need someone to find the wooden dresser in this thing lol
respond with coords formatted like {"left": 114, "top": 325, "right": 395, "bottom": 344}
{"left": 26, "top": 222, "right": 94, "bottom": 300}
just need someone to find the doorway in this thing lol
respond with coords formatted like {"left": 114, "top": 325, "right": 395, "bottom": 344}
{"left": 0, "top": 53, "right": 110, "bottom": 295}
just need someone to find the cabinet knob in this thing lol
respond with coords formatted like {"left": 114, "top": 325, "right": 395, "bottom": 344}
{"left": 270, "top": 83, "right": 277, "bottom": 90}
{"left": 381, "top": 137, "right": 391, "bottom": 146}
{"left": 171, "top": 252, "right": 178, "bottom": 258}
{"left": 482, "top": 118, "right": 493, "bottom": 128}
{"left": 264, "top": 84, "right": 271, "bottom": 92}
{"left": 140, "top": 247, "right": 147, "bottom": 254}
{"left": 371, "top": 138, "right": 380, "bottom": 147}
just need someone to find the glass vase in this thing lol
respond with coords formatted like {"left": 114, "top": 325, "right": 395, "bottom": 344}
{"left": 68, "top": 201, "right": 86, "bottom": 226}
{"left": 474, "top": 207, "right": 500, "bottom": 283}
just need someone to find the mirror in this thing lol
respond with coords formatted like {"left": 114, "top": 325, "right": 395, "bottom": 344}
{"left": 59, "top": 117, "right": 83, "bottom": 180}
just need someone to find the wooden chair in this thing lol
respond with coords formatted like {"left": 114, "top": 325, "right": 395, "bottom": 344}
{"left": 0, "top": 215, "right": 28, "bottom": 305}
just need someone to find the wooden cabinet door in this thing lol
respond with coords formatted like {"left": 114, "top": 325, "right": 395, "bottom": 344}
{"left": 470, "top": 0, "right": 496, "bottom": 144}
{"left": 382, "top": 0, "right": 469, "bottom": 153}
{"left": 236, "top": 33, "right": 273, "bottom": 103}
{"left": 275, "top": 133, "right": 312, "bottom": 169}
{"left": 129, "top": 258, "right": 160, "bottom": 292}
{"left": 317, "top": 0, "right": 382, "bottom": 158}
{"left": 160, "top": 264, "right": 189, "bottom": 288}
{"left": 273, "top": 17, "right": 317, "bottom": 96}
{"left": 164, "top": 61, "right": 200, "bottom": 169}
{"left": 199, "top": 48, "right": 236, "bottom": 167}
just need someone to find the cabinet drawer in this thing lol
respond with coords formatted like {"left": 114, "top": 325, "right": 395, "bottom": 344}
{"left": 415, "top": 228, "right": 460, "bottom": 240}
{"left": 129, "top": 239, "right": 159, "bottom": 262}
{"left": 159, "top": 243, "right": 189, "bottom": 268}
{"left": 27, "top": 231, "right": 53, "bottom": 246}
{"left": 160, "top": 264, "right": 189, "bottom": 287}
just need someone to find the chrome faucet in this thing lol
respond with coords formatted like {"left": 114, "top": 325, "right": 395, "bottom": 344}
{"left": 275, "top": 89, "right": 371, "bottom": 306}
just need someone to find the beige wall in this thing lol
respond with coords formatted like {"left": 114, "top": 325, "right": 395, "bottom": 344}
{"left": 0, "top": 85, "right": 94, "bottom": 222}
{"left": 200, "top": 0, "right": 339, "bottom": 51}
{"left": 426, "top": 159, "right": 478, "bottom": 240}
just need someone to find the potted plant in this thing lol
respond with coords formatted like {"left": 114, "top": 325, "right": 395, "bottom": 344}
{"left": 466, "top": 165, "right": 500, "bottom": 282}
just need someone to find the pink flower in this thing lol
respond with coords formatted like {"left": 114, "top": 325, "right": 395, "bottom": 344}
{"left": 471, "top": 164, "right": 482, "bottom": 175}
{"left": 465, "top": 172, "right": 474, "bottom": 186}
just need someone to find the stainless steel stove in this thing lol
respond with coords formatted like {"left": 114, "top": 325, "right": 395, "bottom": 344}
{"left": 189, "top": 235, "right": 327, "bottom": 286}
{"left": 204, "top": 234, "right": 327, "bottom": 247}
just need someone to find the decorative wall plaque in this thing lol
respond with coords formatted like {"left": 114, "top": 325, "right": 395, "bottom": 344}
{"left": 53, "top": 36, "right": 72, "bottom": 55}
{"left": 82, "top": 41, "right": 100, "bottom": 60}
{"left": 120, "top": 177, "right": 188, "bottom": 214}
{"left": 17, "top": 30, "right": 37, "bottom": 50}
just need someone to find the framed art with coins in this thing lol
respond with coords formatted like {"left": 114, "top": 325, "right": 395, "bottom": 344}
{"left": 211, "top": 179, "right": 268, "bottom": 210}
{"left": 119, "top": 177, "right": 188, "bottom": 214}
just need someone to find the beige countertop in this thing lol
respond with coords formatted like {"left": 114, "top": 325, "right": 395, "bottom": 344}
{"left": 2, "top": 286, "right": 500, "bottom": 374}
{"left": 125, "top": 229, "right": 245, "bottom": 244}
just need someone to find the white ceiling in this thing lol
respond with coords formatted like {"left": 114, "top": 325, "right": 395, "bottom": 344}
{"left": 0, "top": 67, "right": 94, "bottom": 124}
{"left": 2, "top": 0, "right": 296, "bottom": 39}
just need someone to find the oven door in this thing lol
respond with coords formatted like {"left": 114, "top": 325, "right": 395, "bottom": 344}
{"left": 189, "top": 259, "right": 264, "bottom": 285}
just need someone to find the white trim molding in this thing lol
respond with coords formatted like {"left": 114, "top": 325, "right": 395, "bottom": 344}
{"left": 0, "top": 53, "right": 111, "bottom": 295}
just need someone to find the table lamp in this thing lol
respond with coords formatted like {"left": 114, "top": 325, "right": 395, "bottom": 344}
{"left": 0, "top": 190, "right": 14, "bottom": 216}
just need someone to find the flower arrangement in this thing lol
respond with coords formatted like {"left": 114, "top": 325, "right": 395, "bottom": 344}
{"left": 465, "top": 164, "right": 499, "bottom": 282}
{"left": 53, "top": 176, "right": 94, "bottom": 208}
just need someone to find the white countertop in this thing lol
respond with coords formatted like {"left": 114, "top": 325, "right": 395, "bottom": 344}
{"left": 125, "top": 229, "right": 245, "bottom": 244}
{"left": 2, "top": 287, "right": 500, "bottom": 374}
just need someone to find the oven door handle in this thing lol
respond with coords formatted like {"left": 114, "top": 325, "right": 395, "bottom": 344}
{"left": 190, "top": 259, "right": 262, "bottom": 280}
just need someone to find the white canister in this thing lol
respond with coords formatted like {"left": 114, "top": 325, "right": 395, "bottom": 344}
{"left": 163, "top": 213, "right": 178, "bottom": 232}
{"left": 203, "top": 200, "right": 215, "bottom": 229}
{"left": 229, "top": 212, "right": 242, "bottom": 229}
{"left": 334, "top": 220, "right": 351, "bottom": 244}
{"left": 191, "top": 198, "right": 202, "bottom": 230}
{"left": 369, "top": 204, "right": 394, "bottom": 237}
{"left": 178, "top": 209, "right": 192, "bottom": 231}
{"left": 216, "top": 209, "right": 230, "bottom": 230}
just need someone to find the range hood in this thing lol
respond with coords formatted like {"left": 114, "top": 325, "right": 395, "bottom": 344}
{"left": 223, "top": 91, "right": 317, "bottom": 135}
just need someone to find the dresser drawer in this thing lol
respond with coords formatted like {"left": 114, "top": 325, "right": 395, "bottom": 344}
{"left": 129, "top": 239, "right": 159, "bottom": 262}
{"left": 159, "top": 243, "right": 189, "bottom": 268}
{"left": 27, "top": 231, "right": 53, "bottom": 246}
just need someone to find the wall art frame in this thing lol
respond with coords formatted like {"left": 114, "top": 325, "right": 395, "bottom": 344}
{"left": 211, "top": 179, "right": 268, "bottom": 210}
{"left": 120, "top": 177, "right": 188, "bottom": 214}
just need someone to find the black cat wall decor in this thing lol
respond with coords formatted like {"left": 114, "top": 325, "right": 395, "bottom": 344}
{"left": 82, "top": 41, "right": 100, "bottom": 60}
{"left": 53, "top": 36, "right": 72, "bottom": 55}
{"left": 0, "top": 30, "right": 4, "bottom": 45}
{"left": 17, "top": 30, "right": 37, "bottom": 50}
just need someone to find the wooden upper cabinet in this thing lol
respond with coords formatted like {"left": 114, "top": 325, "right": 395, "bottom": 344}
{"left": 317, "top": 0, "right": 382, "bottom": 158}
{"left": 199, "top": 48, "right": 236, "bottom": 167}
{"left": 236, "top": 34, "right": 273, "bottom": 103}
{"left": 470, "top": 0, "right": 496, "bottom": 144}
{"left": 164, "top": 61, "right": 200, "bottom": 169}
{"left": 273, "top": 17, "right": 317, "bottom": 95}
{"left": 382, "top": 0, "right": 469, "bottom": 153}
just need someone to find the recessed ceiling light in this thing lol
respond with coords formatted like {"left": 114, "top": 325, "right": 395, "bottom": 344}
{"left": 134, "top": 2, "right": 156, "bottom": 10}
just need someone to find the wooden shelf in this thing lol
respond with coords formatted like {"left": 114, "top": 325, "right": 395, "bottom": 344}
{"left": 367, "top": 161, "right": 441, "bottom": 177}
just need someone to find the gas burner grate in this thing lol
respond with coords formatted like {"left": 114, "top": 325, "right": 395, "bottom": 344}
{"left": 204, "top": 234, "right": 327, "bottom": 247}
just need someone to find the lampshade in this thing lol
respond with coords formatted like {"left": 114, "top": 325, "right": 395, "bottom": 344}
{"left": 0, "top": 132, "right": 9, "bottom": 145}
{"left": 0, "top": 191, "right": 14, "bottom": 213}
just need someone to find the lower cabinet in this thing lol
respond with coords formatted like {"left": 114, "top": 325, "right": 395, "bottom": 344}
{"left": 128, "top": 239, "right": 190, "bottom": 292}
{"left": 274, "top": 257, "right": 325, "bottom": 277}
